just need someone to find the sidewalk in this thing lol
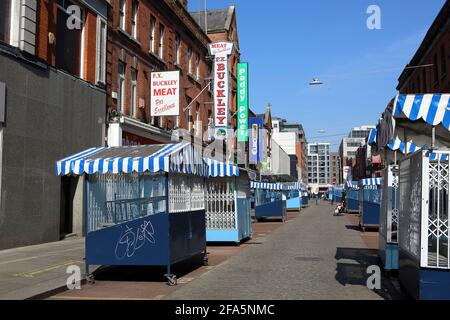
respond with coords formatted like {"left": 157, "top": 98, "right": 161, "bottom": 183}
{"left": 0, "top": 237, "right": 86, "bottom": 300}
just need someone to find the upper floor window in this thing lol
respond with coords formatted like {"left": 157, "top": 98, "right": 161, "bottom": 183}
{"left": 130, "top": 68, "right": 137, "bottom": 117}
{"left": 195, "top": 55, "right": 200, "bottom": 80}
{"left": 118, "top": 61, "right": 126, "bottom": 113}
{"left": 56, "top": 0, "right": 83, "bottom": 76}
{"left": 96, "top": 17, "right": 107, "bottom": 84}
{"left": 150, "top": 16, "right": 156, "bottom": 53}
{"left": 131, "top": 0, "right": 138, "bottom": 39}
{"left": 175, "top": 33, "right": 181, "bottom": 65}
{"left": 0, "top": 0, "right": 10, "bottom": 43}
{"left": 158, "top": 24, "right": 165, "bottom": 59}
{"left": 187, "top": 47, "right": 193, "bottom": 74}
{"left": 119, "top": 0, "right": 126, "bottom": 31}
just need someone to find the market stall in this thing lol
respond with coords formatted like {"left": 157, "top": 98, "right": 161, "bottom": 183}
{"left": 285, "top": 182, "right": 302, "bottom": 212}
{"left": 358, "top": 178, "right": 382, "bottom": 231}
{"left": 251, "top": 182, "right": 287, "bottom": 222}
{"left": 56, "top": 142, "right": 207, "bottom": 286}
{"left": 398, "top": 150, "right": 450, "bottom": 299}
{"left": 345, "top": 181, "right": 359, "bottom": 213}
{"left": 379, "top": 165, "right": 399, "bottom": 271}
{"left": 203, "top": 158, "right": 252, "bottom": 244}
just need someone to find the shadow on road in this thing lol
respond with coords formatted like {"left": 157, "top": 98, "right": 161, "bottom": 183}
{"left": 335, "top": 247, "right": 409, "bottom": 300}
{"left": 92, "top": 254, "right": 204, "bottom": 283}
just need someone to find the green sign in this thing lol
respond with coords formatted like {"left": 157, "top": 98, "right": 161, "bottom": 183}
{"left": 237, "top": 62, "right": 249, "bottom": 142}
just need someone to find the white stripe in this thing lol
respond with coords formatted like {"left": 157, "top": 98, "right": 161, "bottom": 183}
{"left": 419, "top": 94, "right": 433, "bottom": 120}
{"left": 402, "top": 95, "right": 416, "bottom": 119}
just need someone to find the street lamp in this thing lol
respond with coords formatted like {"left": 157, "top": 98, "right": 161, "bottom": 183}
{"left": 309, "top": 78, "right": 323, "bottom": 85}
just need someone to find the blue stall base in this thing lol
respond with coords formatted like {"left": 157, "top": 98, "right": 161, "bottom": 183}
{"left": 379, "top": 243, "right": 399, "bottom": 271}
{"left": 85, "top": 210, "right": 206, "bottom": 284}
{"left": 399, "top": 250, "right": 450, "bottom": 300}
{"left": 286, "top": 197, "right": 301, "bottom": 211}
{"left": 347, "top": 198, "right": 359, "bottom": 213}
{"left": 206, "top": 229, "right": 251, "bottom": 244}
{"left": 255, "top": 200, "right": 287, "bottom": 221}
{"left": 359, "top": 201, "right": 380, "bottom": 230}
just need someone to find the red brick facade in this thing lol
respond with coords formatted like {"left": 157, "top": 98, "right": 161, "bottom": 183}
{"left": 106, "top": 0, "right": 213, "bottom": 138}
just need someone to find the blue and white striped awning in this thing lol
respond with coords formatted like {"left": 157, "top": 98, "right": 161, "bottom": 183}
{"left": 345, "top": 181, "right": 359, "bottom": 190}
{"left": 203, "top": 158, "right": 239, "bottom": 177}
{"left": 367, "top": 129, "right": 377, "bottom": 145}
{"left": 360, "top": 178, "right": 383, "bottom": 186}
{"left": 250, "top": 181, "right": 303, "bottom": 191}
{"left": 250, "top": 181, "right": 283, "bottom": 190}
{"left": 56, "top": 142, "right": 207, "bottom": 176}
{"left": 429, "top": 153, "right": 450, "bottom": 161}
{"left": 394, "top": 94, "right": 450, "bottom": 129}
{"left": 387, "top": 136, "right": 423, "bottom": 155}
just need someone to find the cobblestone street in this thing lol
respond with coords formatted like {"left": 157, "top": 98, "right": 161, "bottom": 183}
{"left": 166, "top": 202, "right": 394, "bottom": 300}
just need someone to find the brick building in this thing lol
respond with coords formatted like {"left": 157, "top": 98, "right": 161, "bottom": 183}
{"left": 0, "top": 0, "right": 108, "bottom": 249}
{"left": 106, "top": 0, "right": 214, "bottom": 146}
{"left": 397, "top": 1, "right": 449, "bottom": 93}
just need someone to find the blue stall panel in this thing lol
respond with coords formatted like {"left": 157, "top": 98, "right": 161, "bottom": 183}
{"left": 255, "top": 200, "right": 286, "bottom": 220}
{"left": 86, "top": 214, "right": 170, "bottom": 266}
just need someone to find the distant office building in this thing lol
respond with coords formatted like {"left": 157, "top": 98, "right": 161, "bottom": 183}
{"left": 329, "top": 152, "right": 341, "bottom": 185}
{"left": 271, "top": 117, "right": 308, "bottom": 182}
{"left": 307, "top": 143, "right": 330, "bottom": 192}
{"left": 339, "top": 125, "right": 376, "bottom": 172}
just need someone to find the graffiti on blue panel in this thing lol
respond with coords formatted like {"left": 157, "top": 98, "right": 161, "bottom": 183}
{"left": 115, "top": 219, "right": 156, "bottom": 260}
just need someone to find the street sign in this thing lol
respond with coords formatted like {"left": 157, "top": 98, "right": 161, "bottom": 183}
{"left": 209, "top": 42, "right": 234, "bottom": 132}
{"left": 249, "top": 117, "right": 263, "bottom": 164}
{"left": 237, "top": 63, "right": 249, "bottom": 142}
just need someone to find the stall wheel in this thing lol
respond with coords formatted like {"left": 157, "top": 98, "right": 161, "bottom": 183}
{"left": 86, "top": 274, "right": 95, "bottom": 284}
{"left": 203, "top": 254, "right": 209, "bottom": 266}
{"left": 166, "top": 275, "right": 177, "bottom": 286}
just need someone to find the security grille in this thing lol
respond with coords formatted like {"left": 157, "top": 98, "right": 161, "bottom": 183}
{"left": 86, "top": 172, "right": 166, "bottom": 232}
{"left": 380, "top": 166, "right": 399, "bottom": 243}
{"left": 426, "top": 155, "right": 450, "bottom": 269}
{"left": 169, "top": 174, "right": 205, "bottom": 213}
{"left": 205, "top": 178, "right": 236, "bottom": 230}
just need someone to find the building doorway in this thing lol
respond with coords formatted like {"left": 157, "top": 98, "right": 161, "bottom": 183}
{"left": 59, "top": 176, "right": 78, "bottom": 239}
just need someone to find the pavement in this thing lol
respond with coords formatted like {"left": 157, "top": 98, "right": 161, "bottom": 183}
{"left": 0, "top": 201, "right": 406, "bottom": 300}
{"left": 0, "top": 237, "right": 86, "bottom": 300}
{"left": 165, "top": 201, "right": 388, "bottom": 300}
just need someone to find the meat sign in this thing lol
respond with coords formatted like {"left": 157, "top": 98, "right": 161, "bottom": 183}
{"left": 150, "top": 71, "right": 180, "bottom": 116}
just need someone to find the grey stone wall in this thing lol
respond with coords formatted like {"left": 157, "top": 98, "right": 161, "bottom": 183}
{"left": 0, "top": 52, "right": 105, "bottom": 249}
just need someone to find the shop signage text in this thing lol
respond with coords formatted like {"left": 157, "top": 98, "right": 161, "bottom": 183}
{"left": 237, "top": 63, "right": 249, "bottom": 142}
{"left": 150, "top": 71, "right": 180, "bottom": 116}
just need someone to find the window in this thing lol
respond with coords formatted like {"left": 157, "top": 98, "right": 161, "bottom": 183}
{"left": 150, "top": 16, "right": 155, "bottom": 53}
{"left": 187, "top": 47, "right": 192, "bottom": 74}
{"left": 158, "top": 24, "right": 164, "bottom": 59}
{"left": 0, "top": 0, "right": 10, "bottom": 43}
{"left": 175, "top": 33, "right": 180, "bottom": 65}
{"left": 56, "top": 0, "right": 83, "bottom": 76}
{"left": 119, "top": 0, "right": 126, "bottom": 31}
{"left": 118, "top": 61, "right": 126, "bottom": 113}
{"left": 130, "top": 69, "right": 137, "bottom": 117}
{"left": 441, "top": 45, "right": 447, "bottom": 78}
{"left": 195, "top": 55, "right": 200, "bottom": 80}
{"left": 96, "top": 18, "right": 107, "bottom": 84}
{"left": 131, "top": 0, "right": 138, "bottom": 39}
{"left": 434, "top": 54, "right": 439, "bottom": 84}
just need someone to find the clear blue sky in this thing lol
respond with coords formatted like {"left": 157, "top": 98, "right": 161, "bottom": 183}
{"left": 188, "top": 0, "right": 446, "bottom": 150}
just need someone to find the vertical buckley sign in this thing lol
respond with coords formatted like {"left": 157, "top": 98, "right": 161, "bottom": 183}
{"left": 237, "top": 63, "right": 249, "bottom": 142}
{"left": 150, "top": 71, "right": 180, "bottom": 116}
{"left": 209, "top": 42, "right": 234, "bottom": 138}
